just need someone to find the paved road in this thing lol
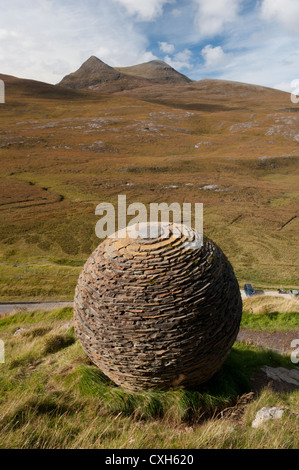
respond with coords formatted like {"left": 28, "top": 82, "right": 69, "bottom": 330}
{"left": 0, "top": 290, "right": 296, "bottom": 314}
{"left": 0, "top": 301, "right": 73, "bottom": 314}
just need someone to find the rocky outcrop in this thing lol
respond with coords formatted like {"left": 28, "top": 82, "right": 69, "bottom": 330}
{"left": 74, "top": 223, "right": 242, "bottom": 391}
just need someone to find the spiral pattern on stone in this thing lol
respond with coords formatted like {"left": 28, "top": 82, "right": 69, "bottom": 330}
{"left": 74, "top": 223, "right": 242, "bottom": 391}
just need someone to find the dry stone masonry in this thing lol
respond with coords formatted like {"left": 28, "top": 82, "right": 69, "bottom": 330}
{"left": 74, "top": 223, "right": 242, "bottom": 391}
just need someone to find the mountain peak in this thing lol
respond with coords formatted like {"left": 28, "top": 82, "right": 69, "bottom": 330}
{"left": 58, "top": 55, "right": 192, "bottom": 91}
{"left": 82, "top": 56, "right": 107, "bottom": 68}
{"left": 59, "top": 56, "right": 121, "bottom": 90}
{"left": 79, "top": 55, "right": 118, "bottom": 74}
{"left": 148, "top": 59, "right": 168, "bottom": 65}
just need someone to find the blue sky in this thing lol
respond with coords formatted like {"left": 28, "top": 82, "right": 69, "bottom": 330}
{"left": 0, "top": 0, "right": 298, "bottom": 91}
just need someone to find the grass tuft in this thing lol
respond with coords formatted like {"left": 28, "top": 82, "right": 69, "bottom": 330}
{"left": 44, "top": 334, "right": 76, "bottom": 355}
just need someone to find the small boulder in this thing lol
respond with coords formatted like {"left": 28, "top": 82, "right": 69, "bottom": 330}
{"left": 252, "top": 407, "right": 285, "bottom": 428}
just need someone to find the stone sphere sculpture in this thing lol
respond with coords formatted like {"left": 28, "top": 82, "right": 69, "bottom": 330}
{"left": 74, "top": 223, "right": 242, "bottom": 391}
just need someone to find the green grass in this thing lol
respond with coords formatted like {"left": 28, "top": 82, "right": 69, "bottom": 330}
{"left": 241, "top": 311, "right": 299, "bottom": 331}
{"left": 0, "top": 307, "right": 298, "bottom": 448}
{"left": 0, "top": 306, "right": 72, "bottom": 328}
{"left": 0, "top": 263, "right": 81, "bottom": 301}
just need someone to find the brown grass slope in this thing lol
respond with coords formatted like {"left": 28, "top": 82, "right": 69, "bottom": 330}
{"left": 119, "top": 78, "right": 289, "bottom": 111}
{"left": 0, "top": 73, "right": 91, "bottom": 100}
{"left": 0, "top": 68, "right": 298, "bottom": 301}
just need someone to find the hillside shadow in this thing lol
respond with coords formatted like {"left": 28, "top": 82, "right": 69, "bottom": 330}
{"left": 143, "top": 98, "right": 246, "bottom": 112}
{"left": 190, "top": 343, "right": 291, "bottom": 396}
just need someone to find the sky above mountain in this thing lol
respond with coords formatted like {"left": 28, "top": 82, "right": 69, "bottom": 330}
{"left": 0, "top": 0, "right": 298, "bottom": 92}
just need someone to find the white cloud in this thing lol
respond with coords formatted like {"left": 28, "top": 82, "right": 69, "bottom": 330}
{"left": 187, "top": 4, "right": 299, "bottom": 91}
{"left": 159, "top": 41, "right": 175, "bottom": 54}
{"left": 193, "top": 0, "right": 241, "bottom": 37}
{"left": 112, "top": 0, "right": 171, "bottom": 21}
{"left": 164, "top": 49, "right": 193, "bottom": 70}
{"left": 203, "top": 33, "right": 299, "bottom": 91}
{"left": 0, "top": 1, "right": 157, "bottom": 83}
{"left": 0, "top": 0, "right": 298, "bottom": 92}
{"left": 261, "top": 0, "right": 299, "bottom": 33}
{"left": 201, "top": 44, "right": 227, "bottom": 69}
{"left": 0, "top": 29, "right": 20, "bottom": 39}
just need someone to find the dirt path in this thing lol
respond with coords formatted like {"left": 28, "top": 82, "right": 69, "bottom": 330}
{"left": 237, "top": 329, "right": 299, "bottom": 355}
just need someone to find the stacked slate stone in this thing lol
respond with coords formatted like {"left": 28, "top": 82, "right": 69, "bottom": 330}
{"left": 74, "top": 223, "right": 242, "bottom": 391}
